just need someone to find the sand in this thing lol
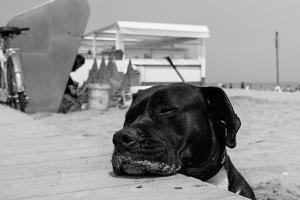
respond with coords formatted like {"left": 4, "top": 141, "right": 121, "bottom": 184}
{"left": 32, "top": 89, "right": 300, "bottom": 200}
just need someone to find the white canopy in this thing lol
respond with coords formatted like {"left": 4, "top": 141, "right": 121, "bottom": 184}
{"left": 80, "top": 21, "right": 210, "bottom": 55}
{"left": 85, "top": 21, "right": 209, "bottom": 38}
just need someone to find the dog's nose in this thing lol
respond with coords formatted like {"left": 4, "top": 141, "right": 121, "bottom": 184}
{"left": 113, "top": 129, "right": 138, "bottom": 147}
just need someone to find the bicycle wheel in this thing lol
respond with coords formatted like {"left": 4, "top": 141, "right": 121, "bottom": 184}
{"left": 6, "top": 57, "right": 14, "bottom": 95}
{"left": 18, "top": 91, "right": 26, "bottom": 112}
{"left": 6, "top": 56, "right": 16, "bottom": 109}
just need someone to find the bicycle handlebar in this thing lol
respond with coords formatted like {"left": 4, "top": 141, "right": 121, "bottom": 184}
{"left": 0, "top": 26, "right": 30, "bottom": 39}
{"left": 20, "top": 28, "right": 30, "bottom": 32}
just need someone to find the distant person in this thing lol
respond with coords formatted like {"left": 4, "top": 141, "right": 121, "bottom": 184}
{"left": 245, "top": 83, "right": 252, "bottom": 90}
{"left": 260, "top": 84, "right": 264, "bottom": 91}
{"left": 283, "top": 85, "right": 293, "bottom": 92}
{"left": 65, "top": 54, "right": 85, "bottom": 97}
{"left": 296, "top": 84, "right": 300, "bottom": 92}
{"left": 229, "top": 83, "right": 233, "bottom": 88}
{"left": 240, "top": 81, "right": 245, "bottom": 89}
{"left": 58, "top": 54, "right": 85, "bottom": 113}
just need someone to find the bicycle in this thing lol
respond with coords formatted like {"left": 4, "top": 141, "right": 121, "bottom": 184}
{"left": 0, "top": 26, "right": 30, "bottom": 112}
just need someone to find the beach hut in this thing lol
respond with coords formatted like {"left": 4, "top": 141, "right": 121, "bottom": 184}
{"left": 78, "top": 21, "right": 209, "bottom": 85}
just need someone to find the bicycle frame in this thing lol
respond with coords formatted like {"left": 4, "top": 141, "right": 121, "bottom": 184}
{"left": 0, "top": 29, "right": 28, "bottom": 111}
{"left": 8, "top": 48, "right": 25, "bottom": 92}
{"left": 0, "top": 40, "right": 9, "bottom": 102}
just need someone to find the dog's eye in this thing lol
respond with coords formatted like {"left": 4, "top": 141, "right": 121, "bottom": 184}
{"left": 125, "top": 118, "right": 134, "bottom": 124}
{"left": 158, "top": 107, "right": 177, "bottom": 115}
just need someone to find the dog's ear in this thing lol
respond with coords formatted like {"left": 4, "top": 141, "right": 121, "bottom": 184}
{"left": 132, "top": 89, "right": 143, "bottom": 102}
{"left": 201, "top": 87, "right": 241, "bottom": 148}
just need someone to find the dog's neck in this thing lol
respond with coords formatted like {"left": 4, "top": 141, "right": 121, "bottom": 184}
{"left": 206, "top": 165, "right": 228, "bottom": 190}
{"left": 181, "top": 119, "right": 227, "bottom": 181}
{"left": 181, "top": 145, "right": 226, "bottom": 181}
{"left": 201, "top": 119, "right": 228, "bottom": 181}
{"left": 207, "top": 156, "right": 243, "bottom": 196}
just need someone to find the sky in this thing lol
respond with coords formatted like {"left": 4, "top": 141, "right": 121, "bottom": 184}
{"left": 0, "top": 0, "right": 300, "bottom": 84}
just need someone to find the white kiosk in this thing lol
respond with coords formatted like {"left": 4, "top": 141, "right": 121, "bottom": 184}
{"left": 79, "top": 21, "right": 209, "bottom": 85}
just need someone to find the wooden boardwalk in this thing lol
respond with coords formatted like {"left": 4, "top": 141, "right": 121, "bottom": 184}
{"left": 0, "top": 105, "right": 248, "bottom": 200}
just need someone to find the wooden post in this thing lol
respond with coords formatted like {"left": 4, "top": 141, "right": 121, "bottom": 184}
{"left": 92, "top": 33, "right": 97, "bottom": 58}
{"left": 165, "top": 57, "right": 185, "bottom": 83}
{"left": 199, "top": 39, "right": 206, "bottom": 85}
{"left": 275, "top": 31, "right": 280, "bottom": 88}
{"left": 116, "top": 28, "right": 124, "bottom": 53}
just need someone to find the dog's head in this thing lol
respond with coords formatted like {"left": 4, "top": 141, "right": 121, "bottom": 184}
{"left": 112, "top": 83, "right": 240, "bottom": 177}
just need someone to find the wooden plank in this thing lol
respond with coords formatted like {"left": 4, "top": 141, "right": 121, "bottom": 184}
{"left": 0, "top": 122, "right": 60, "bottom": 141}
{"left": 0, "top": 132, "right": 112, "bottom": 148}
{"left": 0, "top": 106, "right": 248, "bottom": 200}
{"left": 8, "top": 175, "right": 248, "bottom": 200}
{"left": 0, "top": 133, "right": 112, "bottom": 148}
{"left": 0, "top": 146, "right": 112, "bottom": 166}
{"left": 0, "top": 132, "right": 62, "bottom": 141}
{"left": 220, "top": 196, "right": 249, "bottom": 200}
{"left": 0, "top": 121, "right": 60, "bottom": 139}
{"left": 0, "top": 156, "right": 111, "bottom": 181}
{"left": 0, "top": 138, "right": 109, "bottom": 156}
{"left": 0, "top": 135, "right": 95, "bottom": 149}
{"left": 0, "top": 169, "right": 179, "bottom": 200}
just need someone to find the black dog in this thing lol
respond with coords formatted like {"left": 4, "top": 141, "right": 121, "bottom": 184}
{"left": 112, "top": 83, "right": 255, "bottom": 200}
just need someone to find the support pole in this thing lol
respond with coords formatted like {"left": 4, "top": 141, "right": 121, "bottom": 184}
{"left": 200, "top": 39, "right": 206, "bottom": 85}
{"left": 165, "top": 57, "right": 185, "bottom": 83}
{"left": 92, "top": 33, "right": 96, "bottom": 58}
{"left": 275, "top": 31, "right": 280, "bottom": 89}
{"left": 116, "top": 28, "right": 124, "bottom": 52}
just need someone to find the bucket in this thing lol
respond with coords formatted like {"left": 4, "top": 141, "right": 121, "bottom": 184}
{"left": 87, "top": 84, "right": 111, "bottom": 110}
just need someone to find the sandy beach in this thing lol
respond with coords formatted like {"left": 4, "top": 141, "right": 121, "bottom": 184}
{"left": 31, "top": 89, "right": 300, "bottom": 200}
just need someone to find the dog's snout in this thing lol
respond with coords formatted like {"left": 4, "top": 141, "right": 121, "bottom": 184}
{"left": 113, "top": 129, "right": 138, "bottom": 147}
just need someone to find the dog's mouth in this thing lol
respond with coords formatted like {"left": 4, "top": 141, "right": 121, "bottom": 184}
{"left": 111, "top": 153, "right": 181, "bottom": 176}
